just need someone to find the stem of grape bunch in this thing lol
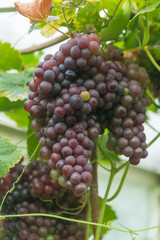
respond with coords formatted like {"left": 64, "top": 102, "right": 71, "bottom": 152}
{"left": 95, "top": 168, "right": 115, "bottom": 240}
{"left": 90, "top": 145, "right": 102, "bottom": 239}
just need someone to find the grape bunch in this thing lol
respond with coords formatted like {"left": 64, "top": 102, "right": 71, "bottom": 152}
{"left": 2, "top": 200, "right": 86, "bottom": 240}
{"left": 24, "top": 33, "right": 150, "bottom": 196}
{"left": 126, "top": 49, "right": 160, "bottom": 100}
{"left": 99, "top": 59, "right": 150, "bottom": 165}
{"left": 1, "top": 161, "right": 83, "bottom": 210}
{"left": 1, "top": 160, "right": 86, "bottom": 240}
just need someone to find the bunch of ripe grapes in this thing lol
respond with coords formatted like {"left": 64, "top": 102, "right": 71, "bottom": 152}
{"left": 24, "top": 33, "right": 151, "bottom": 197}
{"left": 126, "top": 48, "right": 160, "bottom": 100}
{"left": 0, "top": 160, "right": 86, "bottom": 240}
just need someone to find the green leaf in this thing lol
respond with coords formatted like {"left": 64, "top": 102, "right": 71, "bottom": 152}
{"left": 0, "top": 42, "right": 22, "bottom": 71}
{"left": 96, "top": 132, "right": 121, "bottom": 163}
{"left": 21, "top": 51, "right": 43, "bottom": 69}
{"left": 74, "top": 2, "right": 102, "bottom": 33}
{"left": 101, "top": 0, "right": 122, "bottom": 15}
{"left": 99, "top": 0, "right": 131, "bottom": 41}
{"left": 0, "top": 97, "right": 24, "bottom": 111}
{"left": 127, "top": 1, "right": 160, "bottom": 36}
{"left": 27, "top": 117, "right": 41, "bottom": 160}
{"left": 5, "top": 108, "right": 29, "bottom": 128}
{"left": 0, "top": 71, "right": 31, "bottom": 101}
{"left": 99, "top": 197, "right": 117, "bottom": 236}
{"left": 0, "top": 97, "right": 28, "bottom": 127}
{"left": 0, "top": 138, "right": 23, "bottom": 177}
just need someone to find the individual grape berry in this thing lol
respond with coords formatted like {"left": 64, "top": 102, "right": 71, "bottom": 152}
{"left": 38, "top": 81, "right": 52, "bottom": 95}
{"left": 44, "top": 70, "right": 55, "bottom": 82}
{"left": 69, "top": 95, "right": 84, "bottom": 110}
{"left": 64, "top": 57, "right": 77, "bottom": 70}
{"left": 88, "top": 41, "right": 99, "bottom": 53}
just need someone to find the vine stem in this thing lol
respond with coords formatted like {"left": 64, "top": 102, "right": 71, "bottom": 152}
{"left": 61, "top": 6, "right": 72, "bottom": 35}
{"left": 2, "top": 213, "right": 160, "bottom": 235}
{"left": 144, "top": 46, "right": 160, "bottom": 72}
{"left": 0, "top": 213, "right": 107, "bottom": 229}
{"left": 147, "top": 132, "right": 160, "bottom": 148}
{"left": 146, "top": 122, "right": 159, "bottom": 133}
{"left": 95, "top": 168, "right": 115, "bottom": 240}
{"left": 107, "top": 162, "right": 130, "bottom": 202}
{"left": 90, "top": 145, "right": 102, "bottom": 239}
{"left": 85, "top": 198, "right": 91, "bottom": 240}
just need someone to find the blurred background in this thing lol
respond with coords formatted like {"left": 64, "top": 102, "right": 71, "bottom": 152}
{"left": 0, "top": 1, "right": 160, "bottom": 239}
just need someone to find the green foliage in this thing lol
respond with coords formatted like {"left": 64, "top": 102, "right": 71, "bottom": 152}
{"left": 0, "top": 138, "right": 23, "bottom": 177}
{"left": 0, "top": 42, "right": 22, "bottom": 71}
{"left": 99, "top": 197, "right": 117, "bottom": 236}
{"left": 5, "top": 108, "right": 28, "bottom": 128}
{"left": 0, "top": 97, "right": 28, "bottom": 128}
{"left": 99, "top": 0, "right": 131, "bottom": 41}
{"left": 89, "top": 196, "right": 117, "bottom": 237}
{"left": 127, "top": 1, "right": 160, "bottom": 44}
{"left": 0, "top": 97, "right": 23, "bottom": 112}
{"left": 101, "top": 0, "right": 122, "bottom": 14}
{"left": 0, "top": 71, "right": 30, "bottom": 101}
{"left": 27, "top": 117, "right": 41, "bottom": 160}
{"left": 21, "top": 51, "right": 43, "bottom": 69}
{"left": 96, "top": 132, "right": 121, "bottom": 163}
{"left": 74, "top": 2, "right": 102, "bottom": 33}
{"left": 40, "top": 0, "right": 76, "bottom": 37}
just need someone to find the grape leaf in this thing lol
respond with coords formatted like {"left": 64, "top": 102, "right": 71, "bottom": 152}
{"left": 0, "top": 138, "right": 23, "bottom": 177}
{"left": 0, "top": 42, "right": 22, "bottom": 71}
{"left": 5, "top": 108, "right": 29, "bottom": 128}
{"left": 27, "top": 117, "right": 41, "bottom": 160}
{"left": 0, "top": 72, "right": 31, "bottom": 101}
{"left": 127, "top": 1, "right": 160, "bottom": 36}
{"left": 0, "top": 97, "right": 24, "bottom": 112}
{"left": 74, "top": 2, "right": 102, "bottom": 33}
{"left": 41, "top": 2, "right": 75, "bottom": 37}
{"left": 41, "top": 22, "right": 61, "bottom": 37}
{"left": 0, "top": 97, "right": 28, "bottom": 127}
{"left": 21, "top": 51, "right": 43, "bottom": 68}
{"left": 130, "top": 0, "right": 160, "bottom": 11}
{"left": 99, "top": 0, "right": 131, "bottom": 41}
{"left": 14, "top": 0, "right": 53, "bottom": 23}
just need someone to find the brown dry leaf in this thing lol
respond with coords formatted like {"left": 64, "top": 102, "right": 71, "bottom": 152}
{"left": 14, "top": 0, "right": 53, "bottom": 23}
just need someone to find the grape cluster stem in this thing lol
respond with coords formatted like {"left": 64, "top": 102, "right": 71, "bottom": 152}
{"left": 95, "top": 144, "right": 130, "bottom": 240}
{"left": 90, "top": 145, "right": 102, "bottom": 239}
